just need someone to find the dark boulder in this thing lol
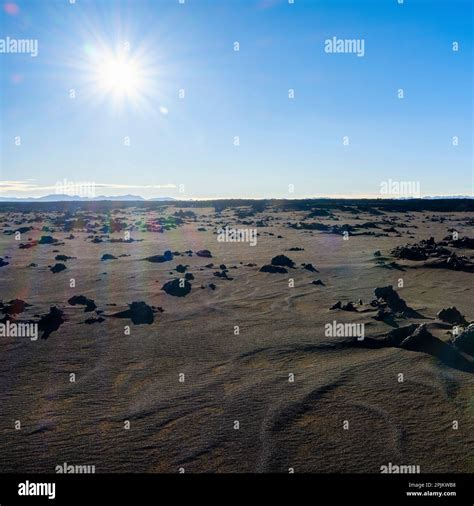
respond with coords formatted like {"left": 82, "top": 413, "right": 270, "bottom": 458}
{"left": 162, "top": 278, "right": 192, "bottom": 297}
{"left": 386, "top": 323, "right": 433, "bottom": 350}
{"left": 38, "top": 307, "right": 65, "bottom": 339}
{"left": 374, "top": 286, "right": 409, "bottom": 313}
{"left": 341, "top": 302, "right": 357, "bottom": 312}
{"left": 68, "top": 295, "right": 97, "bottom": 313}
{"left": 55, "top": 255, "right": 74, "bottom": 261}
{"left": 437, "top": 307, "right": 465, "bottom": 325}
{"left": 4, "top": 299, "right": 31, "bottom": 315}
{"left": 39, "top": 236, "right": 58, "bottom": 245}
{"left": 145, "top": 250, "right": 173, "bottom": 263}
{"left": 271, "top": 255, "right": 295, "bottom": 268}
{"left": 51, "top": 263, "right": 67, "bottom": 273}
{"left": 451, "top": 324, "right": 474, "bottom": 356}
{"left": 111, "top": 301, "right": 155, "bottom": 324}
{"left": 84, "top": 317, "right": 105, "bottom": 324}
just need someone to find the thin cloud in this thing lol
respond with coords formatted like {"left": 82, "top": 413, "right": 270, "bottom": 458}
{"left": 0, "top": 181, "right": 177, "bottom": 193}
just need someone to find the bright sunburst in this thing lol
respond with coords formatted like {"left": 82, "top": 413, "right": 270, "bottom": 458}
{"left": 91, "top": 49, "right": 149, "bottom": 107}
{"left": 75, "top": 41, "right": 162, "bottom": 114}
{"left": 97, "top": 58, "right": 139, "bottom": 93}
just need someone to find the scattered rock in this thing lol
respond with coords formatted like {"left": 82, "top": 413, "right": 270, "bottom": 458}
{"left": 392, "top": 237, "right": 451, "bottom": 261}
{"left": 38, "top": 307, "right": 65, "bottom": 339}
{"left": 55, "top": 255, "right": 74, "bottom": 261}
{"left": 145, "top": 250, "right": 173, "bottom": 263}
{"left": 341, "top": 302, "right": 357, "bottom": 312}
{"left": 451, "top": 324, "right": 474, "bottom": 356}
{"left": 271, "top": 255, "right": 295, "bottom": 268}
{"left": 68, "top": 295, "right": 97, "bottom": 312}
{"left": 196, "top": 250, "right": 212, "bottom": 258}
{"left": 162, "top": 278, "right": 192, "bottom": 297}
{"left": 101, "top": 253, "right": 117, "bottom": 261}
{"left": 111, "top": 301, "right": 155, "bottom": 324}
{"left": 84, "top": 317, "right": 105, "bottom": 324}
{"left": 386, "top": 323, "right": 433, "bottom": 350}
{"left": 3, "top": 299, "right": 31, "bottom": 315}
{"left": 51, "top": 263, "right": 67, "bottom": 273}
{"left": 374, "top": 286, "right": 410, "bottom": 314}
{"left": 38, "top": 236, "right": 58, "bottom": 245}
{"left": 447, "top": 236, "right": 474, "bottom": 249}
{"left": 437, "top": 307, "right": 465, "bottom": 325}
{"left": 423, "top": 253, "right": 474, "bottom": 272}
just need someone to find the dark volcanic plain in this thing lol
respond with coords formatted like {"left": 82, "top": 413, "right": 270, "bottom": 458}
{"left": 0, "top": 199, "right": 473, "bottom": 473}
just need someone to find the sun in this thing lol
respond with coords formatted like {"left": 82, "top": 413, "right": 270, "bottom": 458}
{"left": 78, "top": 41, "right": 165, "bottom": 114}
{"left": 96, "top": 56, "right": 142, "bottom": 97}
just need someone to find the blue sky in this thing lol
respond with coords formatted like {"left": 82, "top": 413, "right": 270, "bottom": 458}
{"left": 1, "top": 0, "right": 472, "bottom": 199}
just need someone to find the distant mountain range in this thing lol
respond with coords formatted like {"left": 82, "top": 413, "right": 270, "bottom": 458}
{"left": 0, "top": 194, "right": 471, "bottom": 202}
{"left": 397, "top": 195, "right": 472, "bottom": 200}
{"left": 0, "top": 194, "right": 177, "bottom": 202}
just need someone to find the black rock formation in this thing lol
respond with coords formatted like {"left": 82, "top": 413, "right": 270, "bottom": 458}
{"left": 51, "top": 263, "right": 67, "bottom": 273}
{"left": 437, "top": 307, "right": 465, "bottom": 325}
{"left": 271, "top": 255, "right": 295, "bottom": 268}
{"left": 450, "top": 324, "right": 474, "bottom": 356}
{"left": 385, "top": 323, "right": 434, "bottom": 350}
{"left": 3, "top": 299, "right": 31, "bottom": 315}
{"left": 145, "top": 250, "right": 173, "bottom": 263}
{"left": 38, "top": 307, "right": 65, "bottom": 339}
{"left": 162, "top": 278, "right": 192, "bottom": 297}
{"left": 374, "top": 286, "right": 409, "bottom": 314}
{"left": 68, "top": 295, "right": 97, "bottom": 313}
{"left": 111, "top": 301, "right": 155, "bottom": 324}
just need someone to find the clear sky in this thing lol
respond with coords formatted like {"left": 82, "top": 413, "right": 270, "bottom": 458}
{"left": 0, "top": 0, "right": 472, "bottom": 199}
